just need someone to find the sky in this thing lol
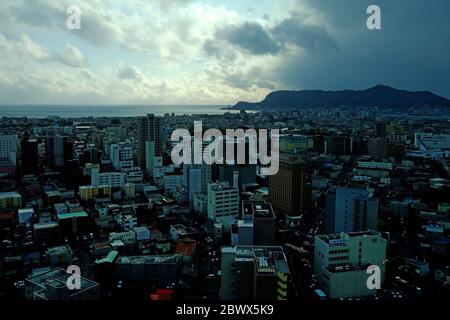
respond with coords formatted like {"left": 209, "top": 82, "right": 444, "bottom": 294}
{"left": 0, "top": 0, "right": 449, "bottom": 105}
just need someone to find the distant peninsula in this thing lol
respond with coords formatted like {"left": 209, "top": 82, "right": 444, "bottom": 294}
{"left": 231, "top": 85, "right": 450, "bottom": 110}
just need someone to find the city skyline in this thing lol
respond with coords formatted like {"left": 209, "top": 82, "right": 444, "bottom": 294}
{"left": 1, "top": 0, "right": 449, "bottom": 105}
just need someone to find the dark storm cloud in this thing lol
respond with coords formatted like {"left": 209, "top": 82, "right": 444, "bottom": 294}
{"left": 206, "top": 14, "right": 338, "bottom": 57}
{"left": 269, "top": 0, "right": 450, "bottom": 98}
{"left": 216, "top": 21, "right": 281, "bottom": 55}
{"left": 271, "top": 16, "right": 338, "bottom": 53}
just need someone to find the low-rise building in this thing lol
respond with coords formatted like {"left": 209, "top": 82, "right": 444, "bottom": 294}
{"left": 18, "top": 208, "right": 34, "bottom": 226}
{"left": 109, "top": 231, "right": 136, "bottom": 245}
{"left": 34, "top": 222, "right": 59, "bottom": 244}
{"left": 57, "top": 211, "right": 89, "bottom": 236}
{"left": 134, "top": 226, "right": 151, "bottom": 242}
{"left": 79, "top": 185, "right": 111, "bottom": 201}
{"left": 169, "top": 224, "right": 198, "bottom": 242}
{"left": 46, "top": 245, "right": 73, "bottom": 268}
{"left": 0, "top": 191, "right": 22, "bottom": 209}
{"left": 115, "top": 255, "right": 179, "bottom": 287}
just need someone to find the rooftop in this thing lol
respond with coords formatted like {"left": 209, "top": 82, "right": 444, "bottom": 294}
{"left": 171, "top": 224, "right": 197, "bottom": 234}
{"left": 317, "top": 230, "right": 382, "bottom": 245}
{"left": 208, "top": 182, "right": 237, "bottom": 191}
{"left": 242, "top": 200, "right": 275, "bottom": 218}
{"left": 232, "top": 246, "right": 290, "bottom": 275}
{"left": 175, "top": 239, "right": 196, "bottom": 256}
{"left": 57, "top": 211, "right": 88, "bottom": 220}
{"left": 0, "top": 191, "right": 21, "bottom": 199}
{"left": 326, "top": 263, "right": 372, "bottom": 273}
{"left": 46, "top": 245, "right": 72, "bottom": 255}
{"left": 116, "top": 255, "right": 179, "bottom": 265}
{"left": 34, "top": 222, "right": 59, "bottom": 230}
{"left": 95, "top": 251, "right": 118, "bottom": 264}
{"left": 45, "top": 191, "right": 62, "bottom": 197}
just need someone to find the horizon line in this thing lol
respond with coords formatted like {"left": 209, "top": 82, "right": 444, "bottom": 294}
{"left": 0, "top": 104, "right": 231, "bottom": 107}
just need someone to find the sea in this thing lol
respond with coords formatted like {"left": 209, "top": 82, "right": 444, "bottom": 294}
{"left": 0, "top": 105, "right": 237, "bottom": 118}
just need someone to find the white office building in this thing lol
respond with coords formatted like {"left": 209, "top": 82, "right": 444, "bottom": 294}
{"left": 110, "top": 144, "right": 133, "bottom": 170}
{"left": 91, "top": 168, "right": 125, "bottom": 188}
{"left": 207, "top": 182, "right": 239, "bottom": 230}
{"left": 314, "top": 230, "right": 387, "bottom": 299}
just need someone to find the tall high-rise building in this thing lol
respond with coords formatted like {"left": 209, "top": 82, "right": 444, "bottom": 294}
{"left": 375, "top": 122, "right": 387, "bottom": 138}
{"left": 218, "top": 164, "right": 256, "bottom": 190}
{"left": 137, "top": 114, "right": 162, "bottom": 172}
{"left": 183, "top": 166, "right": 202, "bottom": 203}
{"left": 268, "top": 155, "right": 311, "bottom": 216}
{"left": 240, "top": 110, "right": 249, "bottom": 126}
{"left": 182, "top": 156, "right": 211, "bottom": 198}
{"left": 110, "top": 144, "right": 120, "bottom": 169}
{"left": 325, "top": 135, "right": 352, "bottom": 155}
{"left": 207, "top": 182, "right": 239, "bottom": 229}
{"left": 240, "top": 200, "right": 276, "bottom": 245}
{"left": 21, "top": 138, "right": 39, "bottom": 174}
{"left": 325, "top": 184, "right": 379, "bottom": 234}
{"left": 312, "top": 135, "right": 325, "bottom": 153}
{"left": 45, "top": 136, "right": 73, "bottom": 169}
{"left": 83, "top": 144, "right": 100, "bottom": 165}
{"left": 220, "top": 246, "right": 289, "bottom": 300}
{"left": 367, "top": 137, "right": 387, "bottom": 159}
{"left": 314, "top": 231, "right": 387, "bottom": 299}
{"left": 0, "top": 134, "right": 18, "bottom": 164}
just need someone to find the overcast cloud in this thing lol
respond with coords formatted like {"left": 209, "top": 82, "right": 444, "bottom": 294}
{"left": 0, "top": 0, "right": 448, "bottom": 105}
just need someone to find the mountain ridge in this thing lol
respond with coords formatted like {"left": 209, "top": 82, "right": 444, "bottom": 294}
{"left": 232, "top": 85, "right": 450, "bottom": 110}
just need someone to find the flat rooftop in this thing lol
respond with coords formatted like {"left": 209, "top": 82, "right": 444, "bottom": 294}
{"left": 317, "top": 230, "right": 382, "bottom": 245}
{"left": 34, "top": 222, "right": 59, "bottom": 230}
{"left": 171, "top": 224, "right": 197, "bottom": 234}
{"left": 46, "top": 245, "right": 72, "bottom": 255}
{"left": 116, "top": 255, "right": 179, "bottom": 265}
{"left": 242, "top": 201, "right": 275, "bottom": 218}
{"left": 0, "top": 191, "right": 21, "bottom": 199}
{"left": 95, "top": 251, "right": 118, "bottom": 264}
{"left": 233, "top": 246, "right": 289, "bottom": 275}
{"left": 57, "top": 211, "right": 88, "bottom": 220}
{"left": 325, "top": 263, "right": 371, "bottom": 273}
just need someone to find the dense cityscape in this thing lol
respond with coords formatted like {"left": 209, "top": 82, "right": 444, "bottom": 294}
{"left": 1, "top": 1, "right": 450, "bottom": 315}
{"left": 0, "top": 105, "right": 449, "bottom": 302}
